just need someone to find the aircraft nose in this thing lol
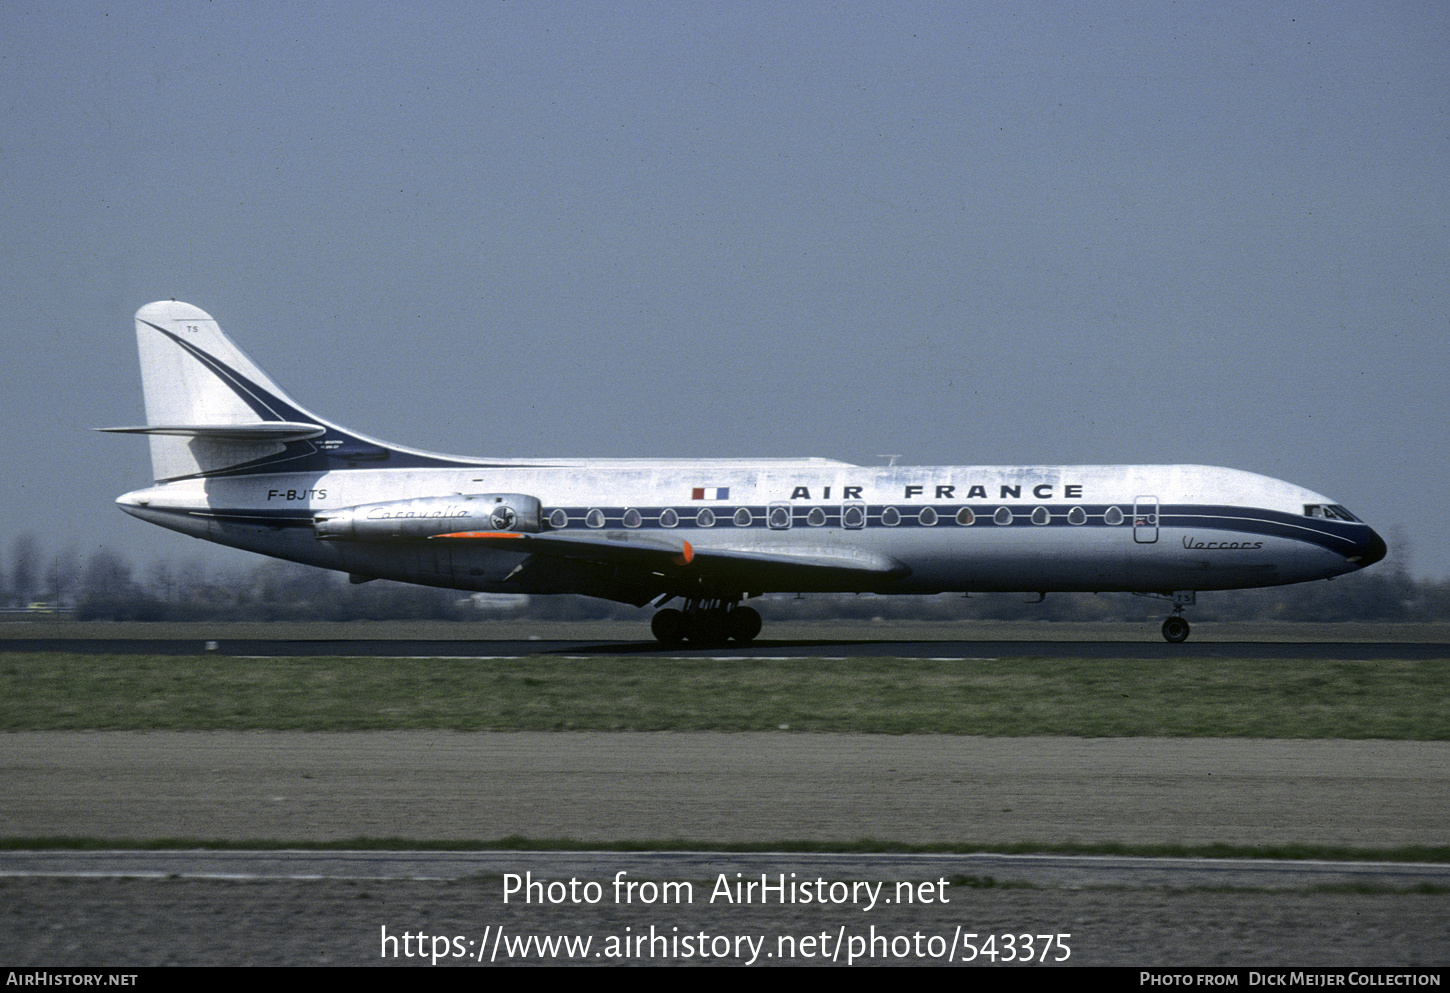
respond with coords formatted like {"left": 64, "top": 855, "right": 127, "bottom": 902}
{"left": 1351, "top": 527, "right": 1388, "bottom": 569}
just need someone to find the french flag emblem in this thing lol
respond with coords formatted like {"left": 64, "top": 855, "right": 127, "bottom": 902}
{"left": 692, "top": 487, "right": 729, "bottom": 500}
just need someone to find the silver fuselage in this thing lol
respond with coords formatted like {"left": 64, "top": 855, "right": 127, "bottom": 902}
{"left": 118, "top": 461, "right": 1384, "bottom": 598}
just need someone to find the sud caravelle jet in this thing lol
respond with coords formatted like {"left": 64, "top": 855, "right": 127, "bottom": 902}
{"left": 105, "top": 301, "right": 1388, "bottom": 644}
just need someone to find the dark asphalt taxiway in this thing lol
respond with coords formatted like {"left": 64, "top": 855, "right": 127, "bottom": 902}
{"left": 4, "top": 637, "right": 1446, "bottom": 659}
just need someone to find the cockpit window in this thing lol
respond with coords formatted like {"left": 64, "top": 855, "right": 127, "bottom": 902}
{"left": 1304, "top": 504, "right": 1361, "bottom": 522}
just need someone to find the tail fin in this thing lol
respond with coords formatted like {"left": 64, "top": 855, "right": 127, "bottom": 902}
{"left": 102, "top": 301, "right": 326, "bottom": 481}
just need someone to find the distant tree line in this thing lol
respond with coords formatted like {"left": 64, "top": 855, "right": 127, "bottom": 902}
{"left": 1, "top": 532, "right": 1443, "bottom": 624}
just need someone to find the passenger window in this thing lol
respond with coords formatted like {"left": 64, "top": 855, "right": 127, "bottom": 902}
{"left": 993, "top": 507, "right": 1013, "bottom": 526}
{"left": 918, "top": 506, "right": 938, "bottom": 526}
{"left": 842, "top": 502, "right": 865, "bottom": 529}
{"left": 768, "top": 504, "right": 791, "bottom": 529}
{"left": 548, "top": 508, "right": 568, "bottom": 529}
{"left": 1067, "top": 506, "right": 1086, "bottom": 525}
{"left": 1104, "top": 506, "right": 1124, "bottom": 525}
{"left": 956, "top": 507, "right": 975, "bottom": 526}
{"left": 659, "top": 508, "right": 679, "bottom": 528}
{"left": 622, "top": 509, "right": 642, "bottom": 528}
{"left": 733, "top": 507, "right": 752, "bottom": 527}
{"left": 696, "top": 508, "right": 715, "bottom": 528}
{"left": 585, "top": 509, "right": 605, "bottom": 528}
{"left": 1031, "top": 506, "right": 1050, "bottom": 525}
{"left": 880, "top": 507, "right": 901, "bottom": 527}
{"left": 807, "top": 507, "right": 827, "bottom": 527}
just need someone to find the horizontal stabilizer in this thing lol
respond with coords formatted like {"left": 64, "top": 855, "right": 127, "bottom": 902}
{"left": 99, "top": 422, "right": 325, "bottom": 441}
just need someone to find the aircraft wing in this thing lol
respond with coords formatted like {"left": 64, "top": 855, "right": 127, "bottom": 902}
{"left": 688, "top": 542, "right": 909, "bottom": 577}
{"left": 432, "top": 530, "right": 696, "bottom": 569}
{"left": 432, "top": 530, "right": 910, "bottom": 585}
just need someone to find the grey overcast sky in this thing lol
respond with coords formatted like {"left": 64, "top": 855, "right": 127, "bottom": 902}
{"left": 3, "top": 1, "right": 1447, "bottom": 581}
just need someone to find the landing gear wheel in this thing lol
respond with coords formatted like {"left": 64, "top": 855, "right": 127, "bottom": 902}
{"left": 689, "top": 608, "right": 730, "bottom": 646}
{"left": 728, "top": 606, "right": 762, "bottom": 643}
{"left": 1161, "top": 616, "right": 1190, "bottom": 643}
{"left": 651, "top": 608, "right": 685, "bottom": 644}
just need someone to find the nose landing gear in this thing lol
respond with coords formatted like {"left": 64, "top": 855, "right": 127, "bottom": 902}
{"left": 1137, "top": 590, "right": 1196, "bottom": 642}
{"left": 1161, "top": 614, "right": 1191, "bottom": 643}
{"left": 1161, "top": 590, "right": 1196, "bottom": 643}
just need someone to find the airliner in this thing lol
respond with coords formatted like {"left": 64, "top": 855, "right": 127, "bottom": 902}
{"left": 105, "top": 300, "right": 1387, "bottom": 643}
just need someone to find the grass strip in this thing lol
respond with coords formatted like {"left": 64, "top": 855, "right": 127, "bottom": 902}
{"left": 2, "top": 653, "right": 1448, "bottom": 737}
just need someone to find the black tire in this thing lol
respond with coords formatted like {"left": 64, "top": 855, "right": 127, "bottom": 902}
{"left": 689, "top": 608, "right": 729, "bottom": 645}
{"left": 1161, "top": 616, "right": 1190, "bottom": 643}
{"left": 728, "top": 606, "right": 762, "bottom": 643}
{"left": 651, "top": 608, "right": 685, "bottom": 644}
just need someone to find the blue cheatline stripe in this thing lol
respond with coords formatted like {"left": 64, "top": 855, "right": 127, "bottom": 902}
{"left": 545, "top": 502, "right": 1359, "bottom": 539}
{"left": 170, "top": 502, "right": 1369, "bottom": 557}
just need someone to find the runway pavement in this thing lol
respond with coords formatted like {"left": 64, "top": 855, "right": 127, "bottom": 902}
{"left": 3, "top": 732, "right": 1446, "bottom": 848}
{"left": 6, "top": 849, "right": 1450, "bottom": 889}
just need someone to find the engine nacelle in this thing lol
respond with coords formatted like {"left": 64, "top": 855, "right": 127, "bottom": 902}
{"left": 313, "top": 493, "right": 542, "bottom": 541}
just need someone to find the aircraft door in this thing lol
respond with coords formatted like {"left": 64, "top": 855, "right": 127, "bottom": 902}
{"left": 1133, "top": 496, "right": 1159, "bottom": 544}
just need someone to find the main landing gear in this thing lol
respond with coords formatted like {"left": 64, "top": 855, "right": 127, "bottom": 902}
{"left": 650, "top": 598, "right": 762, "bottom": 645}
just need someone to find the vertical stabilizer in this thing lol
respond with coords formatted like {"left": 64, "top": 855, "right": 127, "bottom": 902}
{"left": 114, "top": 301, "right": 326, "bottom": 481}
